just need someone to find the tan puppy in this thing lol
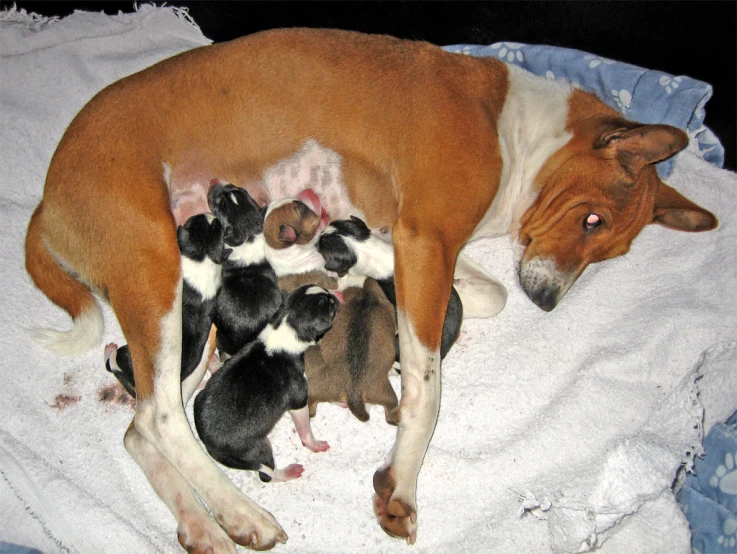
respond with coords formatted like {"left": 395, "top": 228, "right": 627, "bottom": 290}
{"left": 25, "top": 28, "right": 716, "bottom": 551}
{"left": 278, "top": 272, "right": 400, "bottom": 425}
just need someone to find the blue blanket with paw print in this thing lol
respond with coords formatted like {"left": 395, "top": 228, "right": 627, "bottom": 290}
{"left": 443, "top": 42, "right": 725, "bottom": 179}
{"left": 678, "top": 411, "right": 737, "bottom": 554}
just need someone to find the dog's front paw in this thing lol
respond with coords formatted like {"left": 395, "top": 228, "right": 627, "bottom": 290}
{"left": 373, "top": 466, "right": 417, "bottom": 544}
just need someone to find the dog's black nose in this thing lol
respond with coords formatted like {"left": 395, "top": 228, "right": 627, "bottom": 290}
{"left": 531, "top": 288, "right": 558, "bottom": 312}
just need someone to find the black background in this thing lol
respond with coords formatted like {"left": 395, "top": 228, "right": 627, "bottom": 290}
{"left": 5, "top": 1, "right": 735, "bottom": 170}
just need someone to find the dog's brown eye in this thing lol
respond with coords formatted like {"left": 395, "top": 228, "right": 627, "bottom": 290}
{"left": 583, "top": 213, "right": 603, "bottom": 233}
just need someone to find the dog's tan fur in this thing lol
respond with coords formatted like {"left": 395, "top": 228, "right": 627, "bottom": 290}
{"left": 26, "top": 27, "right": 716, "bottom": 551}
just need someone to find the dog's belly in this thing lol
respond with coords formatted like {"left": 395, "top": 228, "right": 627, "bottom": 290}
{"left": 167, "top": 140, "right": 365, "bottom": 227}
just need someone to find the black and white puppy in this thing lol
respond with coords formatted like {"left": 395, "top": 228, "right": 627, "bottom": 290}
{"left": 105, "top": 213, "right": 229, "bottom": 396}
{"left": 194, "top": 285, "right": 341, "bottom": 482}
{"left": 208, "top": 181, "right": 282, "bottom": 358}
{"left": 318, "top": 216, "right": 463, "bottom": 360}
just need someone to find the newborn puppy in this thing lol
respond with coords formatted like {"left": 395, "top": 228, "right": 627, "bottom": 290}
{"left": 318, "top": 216, "right": 463, "bottom": 359}
{"left": 263, "top": 190, "right": 330, "bottom": 277}
{"left": 277, "top": 272, "right": 399, "bottom": 424}
{"left": 105, "top": 214, "right": 229, "bottom": 397}
{"left": 208, "top": 181, "right": 282, "bottom": 357}
{"left": 194, "top": 285, "right": 341, "bottom": 482}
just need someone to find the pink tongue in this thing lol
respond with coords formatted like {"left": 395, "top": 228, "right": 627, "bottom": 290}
{"left": 331, "top": 290, "right": 345, "bottom": 304}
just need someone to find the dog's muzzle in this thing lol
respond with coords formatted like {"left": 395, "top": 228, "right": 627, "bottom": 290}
{"left": 518, "top": 257, "right": 575, "bottom": 312}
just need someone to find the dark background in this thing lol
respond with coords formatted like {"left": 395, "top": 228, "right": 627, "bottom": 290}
{"left": 5, "top": 1, "right": 735, "bottom": 170}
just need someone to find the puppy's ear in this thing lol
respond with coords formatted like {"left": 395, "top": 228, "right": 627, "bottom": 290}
{"left": 176, "top": 225, "right": 187, "bottom": 248}
{"left": 222, "top": 225, "right": 236, "bottom": 246}
{"left": 324, "top": 260, "right": 345, "bottom": 273}
{"left": 278, "top": 225, "right": 298, "bottom": 244}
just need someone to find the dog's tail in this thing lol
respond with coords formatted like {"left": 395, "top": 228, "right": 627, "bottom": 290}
{"left": 25, "top": 202, "right": 103, "bottom": 355}
{"left": 347, "top": 391, "right": 370, "bottom": 422}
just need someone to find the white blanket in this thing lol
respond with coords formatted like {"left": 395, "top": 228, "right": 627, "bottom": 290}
{"left": 1, "top": 6, "right": 735, "bottom": 554}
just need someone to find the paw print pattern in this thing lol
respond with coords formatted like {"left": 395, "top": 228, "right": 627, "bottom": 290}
{"left": 584, "top": 54, "right": 616, "bottom": 69}
{"left": 710, "top": 452, "right": 737, "bottom": 495}
{"left": 491, "top": 42, "right": 524, "bottom": 63}
{"left": 718, "top": 517, "right": 737, "bottom": 549}
{"left": 611, "top": 89, "right": 632, "bottom": 114}
{"left": 659, "top": 75, "right": 683, "bottom": 94}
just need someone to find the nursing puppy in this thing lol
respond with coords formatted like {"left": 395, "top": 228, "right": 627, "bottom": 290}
{"left": 105, "top": 214, "right": 228, "bottom": 398}
{"left": 263, "top": 192, "right": 330, "bottom": 277}
{"left": 194, "top": 285, "right": 340, "bottom": 482}
{"left": 318, "top": 216, "right": 463, "bottom": 360}
{"left": 208, "top": 181, "right": 282, "bottom": 357}
{"left": 25, "top": 28, "right": 718, "bottom": 549}
{"left": 277, "top": 272, "right": 399, "bottom": 425}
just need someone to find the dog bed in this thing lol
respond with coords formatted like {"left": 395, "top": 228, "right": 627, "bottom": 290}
{"left": 1, "top": 5, "right": 735, "bottom": 553}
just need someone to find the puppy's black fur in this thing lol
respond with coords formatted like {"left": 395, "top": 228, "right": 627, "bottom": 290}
{"left": 208, "top": 182, "right": 282, "bottom": 357}
{"left": 318, "top": 215, "right": 463, "bottom": 360}
{"left": 194, "top": 285, "right": 339, "bottom": 482}
{"left": 106, "top": 214, "right": 229, "bottom": 395}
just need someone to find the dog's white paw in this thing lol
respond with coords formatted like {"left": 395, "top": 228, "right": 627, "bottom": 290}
{"left": 214, "top": 500, "right": 288, "bottom": 550}
{"left": 177, "top": 510, "right": 237, "bottom": 554}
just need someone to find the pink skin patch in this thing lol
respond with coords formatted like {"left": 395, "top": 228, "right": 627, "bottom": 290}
{"left": 290, "top": 405, "right": 329, "bottom": 452}
{"left": 331, "top": 290, "right": 345, "bottom": 304}
{"left": 297, "top": 189, "right": 331, "bottom": 230}
{"left": 104, "top": 342, "right": 118, "bottom": 362}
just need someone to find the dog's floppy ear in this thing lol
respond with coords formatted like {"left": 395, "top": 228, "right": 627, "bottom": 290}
{"left": 651, "top": 181, "right": 718, "bottom": 232}
{"left": 278, "top": 224, "right": 298, "bottom": 244}
{"left": 598, "top": 124, "right": 688, "bottom": 179}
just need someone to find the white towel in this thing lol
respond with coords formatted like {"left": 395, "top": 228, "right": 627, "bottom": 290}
{"left": 1, "top": 6, "right": 735, "bottom": 553}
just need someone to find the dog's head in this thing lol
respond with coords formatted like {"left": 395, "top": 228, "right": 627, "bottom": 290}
{"left": 279, "top": 285, "right": 342, "bottom": 345}
{"left": 517, "top": 117, "right": 717, "bottom": 311}
{"left": 176, "top": 214, "right": 230, "bottom": 265}
{"left": 263, "top": 189, "right": 329, "bottom": 250}
{"left": 317, "top": 216, "right": 371, "bottom": 275}
{"left": 207, "top": 181, "right": 265, "bottom": 247}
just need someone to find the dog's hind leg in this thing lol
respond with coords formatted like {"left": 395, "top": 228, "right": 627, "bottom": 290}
{"left": 109, "top": 224, "right": 286, "bottom": 551}
{"left": 453, "top": 252, "right": 507, "bottom": 319}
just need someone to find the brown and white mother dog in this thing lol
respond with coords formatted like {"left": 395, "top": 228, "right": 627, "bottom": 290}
{"left": 25, "top": 28, "right": 717, "bottom": 551}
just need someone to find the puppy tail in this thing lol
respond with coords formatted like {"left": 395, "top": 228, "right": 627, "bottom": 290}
{"left": 25, "top": 203, "right": 103, "bottom": 355}
{"left": 347, "top": 392, "right": 370, "bottom": 422}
